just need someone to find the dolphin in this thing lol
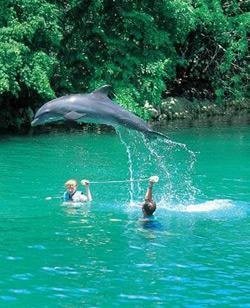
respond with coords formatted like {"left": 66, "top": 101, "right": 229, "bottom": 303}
{"left": 31, "top": 85, "right": 168, "bottom": 139}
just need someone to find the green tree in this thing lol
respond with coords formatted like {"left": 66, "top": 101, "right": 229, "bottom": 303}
{"left": 0, "top": 0, "right": 62, "bottom": 129}
{"left": 0, "top": 0, "right": 248, "bottom": 131}
{"left": 172, "top": 0, "right": 249, "bottom": 103}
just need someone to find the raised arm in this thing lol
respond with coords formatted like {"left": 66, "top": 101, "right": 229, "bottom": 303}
{"left": 144, "top": 176, "right": 159, "bottom": 201}
{"left": 81, "top": 179, "right": 92, "bottom": 201}
{"left": 145, "top": 180, "right": 154, "bottom": 201}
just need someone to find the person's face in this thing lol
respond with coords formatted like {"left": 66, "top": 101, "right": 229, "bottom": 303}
{"left": 66, "top": 184, "right": 77, "bottom": 194}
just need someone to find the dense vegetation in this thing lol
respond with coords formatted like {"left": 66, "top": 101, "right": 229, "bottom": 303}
{"left": 0, "top": 0, "right": 249, "bottom": 130}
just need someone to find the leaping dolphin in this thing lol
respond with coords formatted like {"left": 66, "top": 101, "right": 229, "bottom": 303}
{"left": 31, "top": 85, "right": 168, "bottom": 139}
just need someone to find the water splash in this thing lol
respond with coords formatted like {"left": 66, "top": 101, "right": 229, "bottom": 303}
{"left": 163, "top": 137, "right": 199, "bottom": 204}
{"left": 141, "top": 133, "right": 198, "bottom": 205}
{"left": 115, "top": 128, "right": 199, "bottom": 206}
{"left": 141, "top": 134, "right": 174, "bottom": 203}
{"left": 157, "top": 199, "right": 248, "bottom": 221}
{"left": 116, "top": 128, "right": 135, "bottom": 203}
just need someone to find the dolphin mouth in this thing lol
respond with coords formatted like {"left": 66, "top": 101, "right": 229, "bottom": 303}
{"left": 31, "top": 118, "right": 39, "bottom": 127}
{"left": 31, "top": 116, "right": 66, "bottom": 127}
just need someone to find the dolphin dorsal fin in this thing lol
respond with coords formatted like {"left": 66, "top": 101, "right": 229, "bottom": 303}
{"left": 92, "top": 85, "right": 111, "bottom": 97}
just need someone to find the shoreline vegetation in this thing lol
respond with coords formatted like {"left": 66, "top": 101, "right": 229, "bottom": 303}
{"left": 2, "top": 99, "right": 250, "bottom": 136}
{"left": 0, "top": 0, "right": 249, "bottom": 133}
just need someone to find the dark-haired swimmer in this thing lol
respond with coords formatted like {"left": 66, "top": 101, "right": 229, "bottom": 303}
{"left": 140, "top": 176, "right": 163, "bottom": 230}
{"left": 141, "top": 176, "right": 158, "bottom": 219}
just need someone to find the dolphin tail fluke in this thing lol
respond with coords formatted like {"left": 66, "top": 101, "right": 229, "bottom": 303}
{"left": 146, "top": 130, "right": 169, "bottom": 140}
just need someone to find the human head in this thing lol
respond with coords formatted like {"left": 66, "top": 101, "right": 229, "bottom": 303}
{"left": 142, "top": 199, "right": 156, "bottom": 216}
{"left": 65, "top": 179, "right": 78, "bottom": 193}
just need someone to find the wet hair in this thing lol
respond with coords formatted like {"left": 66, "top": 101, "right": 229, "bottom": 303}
{"left": 65, "top": 179, "right": 78, "bottom": 187}
{"left": 142, "top": 199, "right": 156, "bottom": 216}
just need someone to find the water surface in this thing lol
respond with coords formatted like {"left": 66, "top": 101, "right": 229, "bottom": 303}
{"left": 0, "top": 122, "right": 249, "bottom": 306}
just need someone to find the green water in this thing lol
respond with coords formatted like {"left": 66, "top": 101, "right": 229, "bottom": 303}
{"left": 0, "top": 123, "right": 249, "bottom": 306}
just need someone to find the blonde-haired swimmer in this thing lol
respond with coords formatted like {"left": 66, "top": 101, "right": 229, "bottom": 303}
{"left": 64, "top": 179, "right": 92, "bottom": 203}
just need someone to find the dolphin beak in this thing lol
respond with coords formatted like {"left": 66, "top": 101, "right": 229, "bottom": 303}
{"left": 31, "top": 118, "right": 39, "bottom": 127}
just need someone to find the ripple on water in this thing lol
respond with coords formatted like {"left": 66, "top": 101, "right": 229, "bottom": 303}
{"left": 36, "top": 286, "right": 98, "bottom": 297}
{"left": 12, "top": 273, "right": 33, "bottom": 281}
{"left": 0, "top": 295, "right": 17, "bottom": 301}
{"left": 9, "top": 289, "right": 31, "bottom": 295}
{"left": 129, "top": 245, "right": 143, "bottom": 250}
{"left": 42, "top": 266, "right": 79, "bottom": 276}
{"left": 6, "top": 256, "right": 23, "bottom": 261}
{"left": 135, "top": 263, "right": 154, "bottom": 268}
{"left": 27, "top": 245, "right": 47, "bottom": 250}
{"left": 119, "top": 293, "right": 162, "bottom": 301}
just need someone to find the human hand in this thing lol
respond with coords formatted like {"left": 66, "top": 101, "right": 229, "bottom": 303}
{"left": 81, "top": 179, "right": 90, "bottom": 186}
{"left": 149, "top": 176, "right": 159, "bottom": 184}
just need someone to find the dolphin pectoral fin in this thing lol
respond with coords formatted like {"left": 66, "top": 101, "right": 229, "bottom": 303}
{"left": 64, "top": 111, "right": 86, "bottom": 121}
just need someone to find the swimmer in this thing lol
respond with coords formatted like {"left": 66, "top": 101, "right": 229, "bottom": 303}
{"left": 141, "top": 176, "right": 158, "bottom": 219}
{"left": 63, "top": 179, "right": 92, "bottom": 203}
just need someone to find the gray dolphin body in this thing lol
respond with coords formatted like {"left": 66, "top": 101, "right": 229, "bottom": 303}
{"left": 31, "top": 85, "right": 167, "bottom": 139}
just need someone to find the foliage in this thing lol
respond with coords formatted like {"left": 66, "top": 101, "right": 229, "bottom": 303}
{"left": 0, "top": 0, "right": 248, "bottom": 130}
{"left": 0, "top": 0, "right": 61, "bottom": 129}
{"left": 173, "top": 0, "right": 249, "bottom": 103}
